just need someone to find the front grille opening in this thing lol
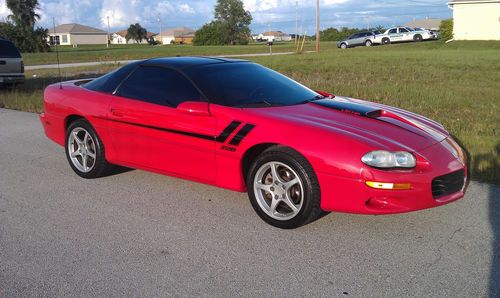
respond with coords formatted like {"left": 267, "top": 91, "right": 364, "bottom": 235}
{"left": 432, "top": 170, "right": 465, "bottom": 198}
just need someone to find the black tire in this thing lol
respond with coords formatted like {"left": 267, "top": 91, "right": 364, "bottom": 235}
{"left": 340, "top": 43, "right": 347, "bottom": 49}
{"left": 414, "top": 34, "right": 422, "bottom": 42}
{"left": 247, "top": 146, "right": 321, "bottom": 229}
{"left": 382, "top": 38, "right": 390, "bottom": 45}
{"left": 365, "top": 40, "right": 372, "bottom": 47}
{"left": 65, "top": 119, "right": 113, "bottom": 179}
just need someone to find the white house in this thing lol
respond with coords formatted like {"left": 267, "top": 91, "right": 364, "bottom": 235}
{"left": 254, "top": 31, "right": 292, "bottom": 42}
{"left": 447, "top": 0, "right": 500, "bottom": 40}
{"left": 157, "top": 27, "right": 195, "bottom": 45}
{"left": 48, "top": 23, "right": 108, "bottom": 45}
{"left": 111, "top": 30, "right": 156, "bottom": 44}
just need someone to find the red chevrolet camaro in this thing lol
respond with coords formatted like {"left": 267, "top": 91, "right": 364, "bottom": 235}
{"left": 40, "top": 57, "right": 468, "bottom": 228}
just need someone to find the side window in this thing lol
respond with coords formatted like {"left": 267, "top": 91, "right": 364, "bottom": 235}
{"left": 399, "top": 28, "right": 409, "bottom": 33}
{"left": 117, "top": 66, "right": 201, "bottom": 107}
{"left": 388, "top": 28, "right": 397, "bottom": 34}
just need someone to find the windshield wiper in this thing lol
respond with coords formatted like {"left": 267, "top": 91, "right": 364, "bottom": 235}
{"left": 301, "top": 95, "right": 325, "bottom": 104}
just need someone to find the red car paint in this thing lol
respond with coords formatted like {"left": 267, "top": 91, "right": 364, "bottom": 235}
{"left": 40, "top": 77, "right": 468, "bottom": 215}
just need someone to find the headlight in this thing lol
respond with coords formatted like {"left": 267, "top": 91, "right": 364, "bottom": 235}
{"left": 361, "top": 150, "right": 416, "bottom": 168}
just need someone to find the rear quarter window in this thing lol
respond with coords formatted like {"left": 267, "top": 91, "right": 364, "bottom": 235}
{"left": 0, "top": 40, "right": 21, "bottom": 58}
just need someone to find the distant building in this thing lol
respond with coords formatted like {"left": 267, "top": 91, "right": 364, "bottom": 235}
{"left": 48, "top": 23, "right": 107, "bottom": 45}
{"left": 157, "top": 27, "right": 195, "bottom": 45}
{"left": 111, "top": 30, "right": 156, "bottom": 44}
{"left": 447, "top": 0, "right": 500, "bottom": 40}
{"left": 254, "top": 31, "right": 292, "bottom": 42}
{"left": 404, "top": 18, "right": 443, "bottom": 31}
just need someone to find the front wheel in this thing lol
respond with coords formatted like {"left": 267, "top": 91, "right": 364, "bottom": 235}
{"left": 65, "top": 119, "right": 113, "bottom": 178}
{"left": 340, "top": 43, "right": 347, "bottom": 49}
{"left": 247, "top": 146, "right": 321, "bottom": 229}
{"left": 414, "top": 34, "right": 423, "bottom": 42}
{"left": 382, "top": 38, "right": 390, "bottom": 45}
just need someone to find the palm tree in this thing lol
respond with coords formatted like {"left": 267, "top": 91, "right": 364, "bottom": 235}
{"left": 6, "top": 0, "right": 40, "bottom": 30}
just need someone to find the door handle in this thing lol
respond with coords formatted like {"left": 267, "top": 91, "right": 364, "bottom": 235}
{"left": 110, "top": 109, "right": 124, "bottom": 117}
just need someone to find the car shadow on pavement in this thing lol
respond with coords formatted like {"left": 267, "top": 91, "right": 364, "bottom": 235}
{"left": 472, "top": 142, "right": 500, "bottom": 297}
{"left": 103, "top": 165, "right": 134, "bottom": 177}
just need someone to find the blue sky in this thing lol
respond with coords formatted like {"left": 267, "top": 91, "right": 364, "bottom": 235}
{"left": 0, "top": 0, "right": 452, "bottom": 34}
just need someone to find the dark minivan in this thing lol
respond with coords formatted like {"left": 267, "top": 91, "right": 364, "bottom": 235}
{"left": 0, "top": 39, "right": 24, "bottom": 85}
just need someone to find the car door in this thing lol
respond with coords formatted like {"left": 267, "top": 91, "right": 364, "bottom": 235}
{"left": 387, "top": 28, "right": 401, "bottom": 42}
{"left": 399, "top": 27, "right": 412, "bottom": 41}
{"left": 107, "top": 65, "right": 217, "bottom": 182}
{"left": 350, "top": 33, "right": 363, "bottom": 46}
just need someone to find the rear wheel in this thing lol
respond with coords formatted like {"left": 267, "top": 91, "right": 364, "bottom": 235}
{"left": 247, "top": 146, "right": 321, "bottom": 229}
{"left": 365, "top": 40, "right": 373, "bottom": 47}
{"left": 65, "top": 119, "right": 113, "bottom": 178}
{"left": 340, "top": 43, "right": 347, "bottom": 49}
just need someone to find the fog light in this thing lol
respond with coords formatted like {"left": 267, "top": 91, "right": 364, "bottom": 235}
{"left": 366, "top": 181, "right": 411, "bottom": 190}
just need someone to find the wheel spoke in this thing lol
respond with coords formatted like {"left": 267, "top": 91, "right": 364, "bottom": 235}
{"left": 255, "top": 181, "right": 272, "bottom": 193}
{"left": 87, "top": 151, "right": 96, "bottom": 159}
{"left": 82, "top": 155, "right": 88, "bottom": 171}
{"left": 283, "top": 194, "right": 299, "bottom": 213}
{"left": 70, "top": 151, "right": 80, "bottom": 158}
{"left": 270, "top": 162, "right": 282, "bottom": 183}
{"left": 283, "top": 177, "right": 299, "bottom": 191}
{"left": 269, "top": 198, "right": 279, "bottom": 215}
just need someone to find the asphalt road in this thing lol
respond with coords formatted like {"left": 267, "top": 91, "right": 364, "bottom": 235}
{"left": 0, "top": 108, "right": 498, "bottom": 297}
{"left": 25, "top": 51, "right": 315, "bottom": 70}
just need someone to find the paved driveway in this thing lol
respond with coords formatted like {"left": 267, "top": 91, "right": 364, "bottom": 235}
{"left": 0, "top": 108, "right": 498, "bottom": 297}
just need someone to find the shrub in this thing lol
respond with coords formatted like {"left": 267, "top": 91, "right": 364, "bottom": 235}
{"left": 440, "top": 19, "right": 453, "bottom": 41}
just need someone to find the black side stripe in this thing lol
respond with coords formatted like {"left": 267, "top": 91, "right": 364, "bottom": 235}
{"left": 229, "top": 124, "right": 255, "bottom": 146}
{"left": 105, "top": 118, "right": 215, "bottom": 141}
{"left": 215, "top": 121, "right": 241, "bottom": 142}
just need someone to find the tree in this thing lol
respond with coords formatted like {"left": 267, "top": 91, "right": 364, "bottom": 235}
{"left": 126, "top": 23, "right": 148, "bottom": 43}
{"left": 0, "top": 0, "right": 48, "bottom": 52}
{"left": 193, "top": 0, "right": 252, "bottom": 45}
{"left": 214, "top": 0, "right": 252, "bottom": 45}
{"left": 192, "top": 21, "right": 226, "bottom": 45}
{"left": 6, "top": 0, "right": 40, "bottom": 30}
{"left": 440, "top": 19, "right": 453, "bottom": 41}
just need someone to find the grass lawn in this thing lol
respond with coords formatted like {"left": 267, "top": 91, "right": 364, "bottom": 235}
{"left": 1, "top": 40, "right": 499, "bottom": 184}
{"left": 22, "top": 41, "right": 317, "bottom": 66}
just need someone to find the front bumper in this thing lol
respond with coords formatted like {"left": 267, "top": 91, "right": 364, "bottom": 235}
{"left": 318, "top": 140, "right": 468, "bottom": 214}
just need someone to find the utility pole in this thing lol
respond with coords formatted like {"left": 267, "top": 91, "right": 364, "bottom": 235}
{"left": 316, "top": 0, "right": 320, "bottom": 52}
{"left": 158, "top": 14, "right": 162, "bottom": 44}
{"left": 107, "top": 16, "right": 110, "bottom": 48}
{"left": 367, "top": 16, "right": 371, "bottom": 30}
{"left": 295, "top": 1, "right": 298, "bottom": 45}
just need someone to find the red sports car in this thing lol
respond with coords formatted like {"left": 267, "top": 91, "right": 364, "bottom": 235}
{"left": 40, "top": 57, "right": 468, "bottom": 228}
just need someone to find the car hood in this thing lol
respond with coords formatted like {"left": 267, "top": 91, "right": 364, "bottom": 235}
{"left": 247, "top": 96, "right": 449, "bottom": 152}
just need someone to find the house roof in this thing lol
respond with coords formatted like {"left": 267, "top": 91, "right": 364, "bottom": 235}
{"left": 261, "top": 31, "right": 289, "bottom": 36}
{"left": 114, "top": 29, "right": 157, "bottom": 38}
{"left": 404, "top": 19, "right": 442, "bottom": 30}
{"left": 159, "top": 27, "right": 195, "bottom": 37}
{"left": 51, "top": 23, "right": 107, "bottom": 34}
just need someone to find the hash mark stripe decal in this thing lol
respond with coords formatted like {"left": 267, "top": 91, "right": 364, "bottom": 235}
{"left": 216, "top": 121, "right": 241, "bottom": 142}
{"left": 229, "top": 124, "right": 255, "bottom": 146}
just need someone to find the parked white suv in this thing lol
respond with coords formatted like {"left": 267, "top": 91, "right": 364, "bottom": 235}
{"left": 0, "top": 39, "right": 24, "bottom": 86}
{"left": 373, "top": 27, "right": 436, "bottom": 45}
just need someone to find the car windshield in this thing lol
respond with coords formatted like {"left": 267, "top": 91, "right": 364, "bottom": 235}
{"left": 185, "top": 63, "right": 322, "bottom": 107}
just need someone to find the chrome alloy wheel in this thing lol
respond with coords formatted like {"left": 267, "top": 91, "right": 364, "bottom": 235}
{"left": 67, "top": 127, "right": 96, "bottom": 173}
{"left": 253, "top": 161, "right": 304, "bottom": 221}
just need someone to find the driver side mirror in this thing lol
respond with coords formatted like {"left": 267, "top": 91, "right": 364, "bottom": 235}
{"left": 177, "top": 101, "right": 210, "bottom": 116}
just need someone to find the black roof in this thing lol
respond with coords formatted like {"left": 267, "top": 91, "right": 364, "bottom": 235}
{"left": 142, "top": 56, "right": 250, "bottom": 70}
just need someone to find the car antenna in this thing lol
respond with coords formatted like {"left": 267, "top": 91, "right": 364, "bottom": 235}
{"left": 53, "top": 17, "right": 63, "bottom": 89}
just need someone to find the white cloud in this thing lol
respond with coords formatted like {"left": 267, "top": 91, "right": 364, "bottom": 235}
{"left": 0, "top": 0, "right": 10, "bottom": 21}
{"left": 178, "top": 3, "right": 195, "bottom": 14}
{"left": 99, "top": 0, "right": 143, "bottom": 28}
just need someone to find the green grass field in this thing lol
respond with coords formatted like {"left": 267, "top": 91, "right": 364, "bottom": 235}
{"left": 23, "top": 41, "right": 316, "bottom": 66}
{"left": 1, "top": 40, "right": 499, "bottom": 183}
